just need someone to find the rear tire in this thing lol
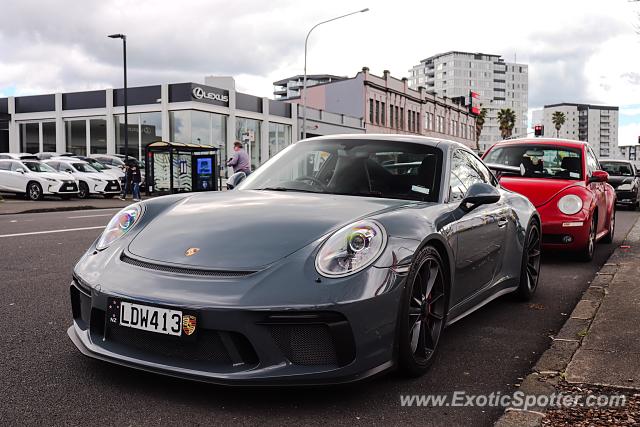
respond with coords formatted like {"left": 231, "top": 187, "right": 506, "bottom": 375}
{"left": 398, "top": 245, "right": 448, "bottom": 377}
{"left": 27, "top": 182, "right": 43, "bottom": 201}
{"left": 579, "top": 215, "right": 597, "bottom": 262}
{"left": 78, "top": 182, "right": 90, "bottom": 199}
{"left": 516, "top": 220, "right": 542, "bottom": 300}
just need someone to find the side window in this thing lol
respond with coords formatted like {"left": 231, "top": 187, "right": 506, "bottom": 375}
{"left": 0, "top": 161, "right": 11, "bottom": 170}
{"left": 586, "top": 149, "right": 598, "bottom": 176}
{"left": 10, "top": 162, "right": 23, "bottom": 172}
{"left": 464, "top": 151, "right": 496, "bottom": 186}
{"left": 449, "top": 150, "right": 483, "bottom": 201}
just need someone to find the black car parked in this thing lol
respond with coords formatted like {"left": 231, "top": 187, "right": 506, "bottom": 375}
{"left": 600, "top": 160, "right": 640, "bottom": 210}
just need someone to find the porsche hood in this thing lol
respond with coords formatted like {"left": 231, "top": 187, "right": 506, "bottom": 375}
{"left": 127, "top": 190, "right": 411, "bottom": 270}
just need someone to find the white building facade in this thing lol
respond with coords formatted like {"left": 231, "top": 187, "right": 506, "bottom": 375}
{"left": 408, "top": 51, "right": 528, "bottom": 152}
{"left": 533, "top": 103, "right": 619, "bottom": 160}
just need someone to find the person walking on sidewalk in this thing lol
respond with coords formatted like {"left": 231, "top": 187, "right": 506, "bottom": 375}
{"left": 119, "top": 163, "right": 132, "bottom": 200}
{"left": 131, "top": 163, "right": 142, "bottom": 201}
{"left": 226, "top": 141, "right": 251, "bottom": 176}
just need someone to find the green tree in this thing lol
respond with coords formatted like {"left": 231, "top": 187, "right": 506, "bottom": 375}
{"left": 474, "top": 107, "right": 487, "bottom": 151}
{"left": 497, "top": 108, "right": 517, "bottom": 139}
{"left": 551, "top": 111, "right": 566, "bottom": 138}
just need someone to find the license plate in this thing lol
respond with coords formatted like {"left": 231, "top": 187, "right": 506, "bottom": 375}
{"left": 107, "top": 299, "right": 196, "bottom": 337}
{"left": 65, "top": 185, "right": 75, "bottom": 190}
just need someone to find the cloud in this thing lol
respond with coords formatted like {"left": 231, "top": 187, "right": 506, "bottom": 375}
{"left": 619, "top": 122, "right": 640, "bottom": 146}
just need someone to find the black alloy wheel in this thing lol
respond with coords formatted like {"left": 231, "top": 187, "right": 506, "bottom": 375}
{"left": 27, "top": 182, "right": 43, "bottom": 201}
{"left": 78, "top": 182, "right": 90, "bottom": 199}
{"left": 580, "top": 215, "right": 597, "bottom": 262}
{"left": 398, "top": 246, "right": 447, "bottom": 377}
{"left": 516, "top": 221, "right": 542, "bottom": 300}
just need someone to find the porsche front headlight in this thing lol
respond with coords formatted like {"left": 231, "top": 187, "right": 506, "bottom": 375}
{"left": 96, "top": 204, "right": 144, "bottom": 250}
{"left": 558, "top": 194, "right": 583, "bottom": 215}
{"left": 315, "top": 220, "right": 387, "bottom": 278}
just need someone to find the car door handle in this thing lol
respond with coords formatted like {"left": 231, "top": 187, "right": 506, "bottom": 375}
{"left": 497, "top": 217, "right": 508, "bottom": 228}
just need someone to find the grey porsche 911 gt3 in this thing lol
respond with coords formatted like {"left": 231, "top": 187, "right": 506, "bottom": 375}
{"left": 68, "top": 134, "right": 541, "bottom": 385}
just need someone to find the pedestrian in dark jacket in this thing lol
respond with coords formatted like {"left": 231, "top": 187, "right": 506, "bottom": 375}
{"left": 119, "top": 164, "right": 131, "bottom": 200}
{"left": 131, "top": 164, "right": 142, "bottom": 201}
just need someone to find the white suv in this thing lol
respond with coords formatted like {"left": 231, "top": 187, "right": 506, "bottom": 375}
{"left": 0, "top": 159, "right": 79, "bottom": 200}
{"left": 44, "top": 159, "right": 121, "bottom": 199}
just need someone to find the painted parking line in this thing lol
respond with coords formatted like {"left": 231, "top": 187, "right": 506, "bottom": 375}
{"left": 0, "top": 226, "right": 105, "bottom": 238}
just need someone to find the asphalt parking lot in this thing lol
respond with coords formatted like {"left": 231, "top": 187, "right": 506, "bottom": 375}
{"left": 1, "top": 208, "right": 638, "bottom": 426}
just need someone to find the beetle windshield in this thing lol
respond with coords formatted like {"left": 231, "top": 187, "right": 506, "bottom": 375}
{"left": 600, "top": 162, "right": 633, "bottom": 177}
{"left": 485, "top": 145, "right": 583, "bottom": 180}
{"left": 238, "top": 139, "right": 443, "bottom": 201}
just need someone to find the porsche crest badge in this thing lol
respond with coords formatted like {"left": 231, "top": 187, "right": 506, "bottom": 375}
{"left": 185, "top": 247, "right": 200, "bottom": 257}
{"left": 182, "top": 315, "right": 197, "bottom": 336}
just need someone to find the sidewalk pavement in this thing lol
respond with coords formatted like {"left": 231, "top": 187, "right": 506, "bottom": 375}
{"left": 0, "top": 194, "right": 135, "bottom": 215}
{"left": 496, "top": 216, "right": 640, "bottom": 426}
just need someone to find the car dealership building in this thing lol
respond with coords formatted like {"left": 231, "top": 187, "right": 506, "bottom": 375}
{"left": 0, "top": 80, "right": 301, "bottom": 174}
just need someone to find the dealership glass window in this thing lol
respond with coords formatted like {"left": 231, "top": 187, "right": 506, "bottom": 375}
{"left": 236, "top": 117, "right": 261, "bottom": 170}
{"left": 169, "top": 110, "right": 227, "bottom": 174}
{"left": 65, "top": 120, "right": 87, "bottom": 156}
{"left": 268, "top": 123, "right": 292, "bottom": 157}
{"left": 90, "top": 119, "right": 107, "bottom": 154}
{"left": 42, "top": 122, "right": 56, "bottom": 152}
{"left": 191, "top": 110, "right": 211, "bottom": 145}
{"left": 139, "top": 112, "right": 162, "bottom": 148}
{"left": 169, "top": 110, "right": 190, "bottom": 144}
{"left": 19, "top": 123, "right": 39, "bottom": 153}
{"left": 114, "top": 114, "right": 142, "bottom": 159}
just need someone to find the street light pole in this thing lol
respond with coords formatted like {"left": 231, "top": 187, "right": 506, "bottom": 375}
{"left": 302, "top": 8, "right": 369, "bottom": 140}
{"left": 108, "top": 33, "right": 128, "bottom": 161}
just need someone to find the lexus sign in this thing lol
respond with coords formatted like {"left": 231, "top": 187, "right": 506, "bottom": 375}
{"left": 190, "top": 85, "right": 229, "bottom": 106}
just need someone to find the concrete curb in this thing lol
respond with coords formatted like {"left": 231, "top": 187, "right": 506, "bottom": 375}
{"left": 0, "top": 205, "right": 122, "bottom": 215}
{"left": 494, "top": 217, "right": 640, "bottom": 427}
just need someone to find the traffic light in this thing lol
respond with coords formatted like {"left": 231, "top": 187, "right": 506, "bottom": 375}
{"left": 534, "top": 125, "right": 544, "bottom": 137}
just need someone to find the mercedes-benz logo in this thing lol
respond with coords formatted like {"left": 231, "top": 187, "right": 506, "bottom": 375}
{"left": 192, "top": 87, "right": 205, "bottom": 99}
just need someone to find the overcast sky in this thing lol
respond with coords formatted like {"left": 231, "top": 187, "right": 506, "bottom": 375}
{"left": 1, "top": 0, "right": 639, "bottom": 144}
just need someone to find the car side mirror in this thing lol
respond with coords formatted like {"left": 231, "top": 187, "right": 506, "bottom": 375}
{"left": 460, "top": 182, "right": 501, "bottom": 212}
{"left": 588, "top": 170, "right": 608, "bottom": 183}
{"left": 226, "top": 171, "right": 246, "bottom": 190}
{"left": 16, "top": 168, "right": 25, "bottom": 174}
{"left": 65, "top": 169, "right": 73, "bottom": 173}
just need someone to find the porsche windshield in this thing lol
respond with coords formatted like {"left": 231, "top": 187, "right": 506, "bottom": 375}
{"left": 600, "top": 162, "right": 633, "bottom": 177}
{"left": 485, "top": 145, "right": 583, "bottom": 180}
{"left": 22, "top": 161, "right": 57, "bottom": 173}
{"left": 238, "top": 139, "right": 443, "bottom": 201}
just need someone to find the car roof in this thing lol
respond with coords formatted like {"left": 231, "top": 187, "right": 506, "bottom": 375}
{"left": 600, "top": 159, "right": 632, "bottom": 164}
{"left": 490, "top": 138, "right": 588, "bottom": 149}
{"left": 300, "top": 133, "right": 474, "bottom": 152}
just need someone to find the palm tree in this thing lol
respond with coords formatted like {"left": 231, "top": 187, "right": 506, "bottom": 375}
{"left": 497, "top": 108, "right": 517, "bottom": 139}
{"left": 551, "top": 111, "right": 566, "bottom": 138}
{"left": 474, "top": 107, "right": 487, "bottom": 151}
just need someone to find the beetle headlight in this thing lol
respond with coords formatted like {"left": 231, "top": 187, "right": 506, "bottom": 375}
{"left": 315, "top": 220, "right": 387, "bottom": 278}
{"left": 96, "top": 204, "right": 144, "bottom": 250}
{"left": 558, "top": 194, "right": 583, "bottom": 215}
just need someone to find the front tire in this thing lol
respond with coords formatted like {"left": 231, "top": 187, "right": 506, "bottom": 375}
{"left": 27, "top": 182, "right": 43, "bottom": 201}
{"left": 579, "top": 215, "right": 597, "bottom": 262}
{"left": 78, "top": 182, "right": 90, "bottom": 199}
{"left": 516, "top": 220, "right": 541, "bottom": 300}
{"left": 398, "top": 245, "right": 448, "bottom": 377}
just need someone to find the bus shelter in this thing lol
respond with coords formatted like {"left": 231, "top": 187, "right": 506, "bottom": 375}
{"left": 144, "top": 141, "right": 220, "bottom": 195}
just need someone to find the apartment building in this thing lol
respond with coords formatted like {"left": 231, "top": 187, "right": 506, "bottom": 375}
{"left": 409, "top": 51, "right": 528, "bottom": 152}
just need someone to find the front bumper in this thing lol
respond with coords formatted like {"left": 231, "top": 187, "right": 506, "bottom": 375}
{"left": 537, "top": 204, "right": 591, "bottom": 251}
{"left": 90, "top": 179, "right": 121, "bottom": 194}
{"left": 43, "top": 180, "right": 79, "bottom": 195}
{"left": 614, "top": 189, "right": 637, "bottom": 206}
{"left": 68, "top": 257, "right": 406, "bottom": 385}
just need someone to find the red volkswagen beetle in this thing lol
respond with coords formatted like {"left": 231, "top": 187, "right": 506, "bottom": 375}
{"left": 483, "top": 139, "right": 616, "bottom": 261}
